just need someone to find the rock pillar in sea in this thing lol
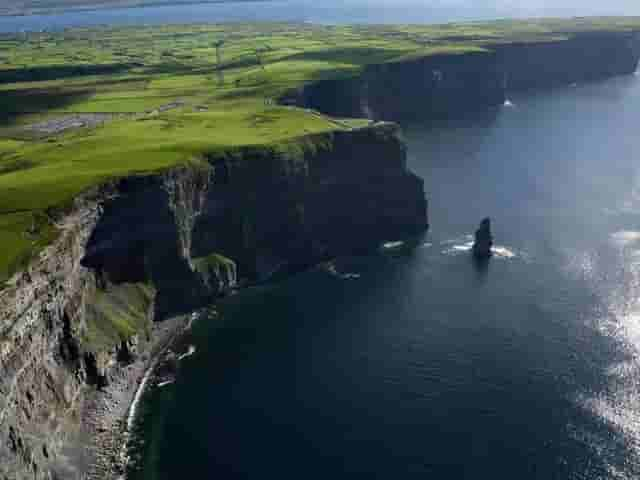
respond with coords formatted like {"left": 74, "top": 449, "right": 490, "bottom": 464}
{"left": 473, "top": 217, "right": 493, "bottom": 259}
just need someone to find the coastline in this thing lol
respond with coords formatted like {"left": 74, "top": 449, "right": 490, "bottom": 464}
{"left": 0, "top": 0, "right": 273, "bottom": 19}
{"left": 81, "top": 313, "right": 195, "bottom": 480}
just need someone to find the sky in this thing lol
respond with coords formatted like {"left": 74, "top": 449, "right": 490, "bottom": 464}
{"left": 481, "top": 0, "right": 640, "bottom": 16}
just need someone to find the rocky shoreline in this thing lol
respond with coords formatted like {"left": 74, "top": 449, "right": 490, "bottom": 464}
{"left": 82, "top": 314, "right": 191, "bottom": 480}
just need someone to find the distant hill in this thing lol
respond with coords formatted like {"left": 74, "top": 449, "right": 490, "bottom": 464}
{"left": 0, "top": 0, "right": 264, "bottom": 16}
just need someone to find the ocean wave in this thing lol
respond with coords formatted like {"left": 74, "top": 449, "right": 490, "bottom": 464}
{"left": 442, "top": 239, "right": 518, "bottom": 259}
{"left": 382, "top": 240, "right": 405, "bottom": 250}
{"left": 322, "top": 261, "right": 361, "bottom": 280}
{"left": 178, "top": 345, "right": 196, "bottom": 361}
{"left": 492, "top": 246, "right": 517, "bottom": 259}
{"left": 127, "top": 363, "right": 155, "bottom": 431}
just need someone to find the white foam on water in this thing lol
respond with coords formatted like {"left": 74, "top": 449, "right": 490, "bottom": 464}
{"left": 443, "top": 241, "right": 471, "bottom": 256}
{"left": 157, "top": 380, "right": 175, "bottom": 388}
{"left": 341, "top": 273, "right": 361, "bottom": 280}
{"left": 442, "top": 234, "right": 473, "bottom": 246}
{"left": 127, "top": 363, "right": 155, "bottom": 430}
{"left": 452, "top": 242, "right": 474, "bottom": 252}
{"left": 491, "top": 246, "right": 517, "bottom": 259}
{"left": 504, "top": 99, "right": 515, "bottom": 107}
{"left": 382, "top": 241, "right": 405, "bottom": 250}
{"left": 322, "top": 262, "right": 361, "bottom": 280}
{"left": 178, "top": 345, "right": 196, "bottom": 361}
{"left": 611, "top": 231, "right": 640, "bottom": 247}
{"left": 442, "top": 240, "right": 517, "bottom": 259}
{"left": 185, "top": 311, "right": 200, "bottom": 330}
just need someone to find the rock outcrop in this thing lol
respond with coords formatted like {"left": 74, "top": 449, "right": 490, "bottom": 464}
{"left": 0, "top": 123, "right": 427, "bottom": 479}
{"left": 472, "top": 218, "right": 494, "bottom": 259}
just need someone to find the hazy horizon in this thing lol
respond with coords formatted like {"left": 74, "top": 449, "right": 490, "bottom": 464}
{"left": 315, "top": 0, "right": 640, "bottom": 18}
{"left": 5, "top": 0, "right": 640, "bottom": 18}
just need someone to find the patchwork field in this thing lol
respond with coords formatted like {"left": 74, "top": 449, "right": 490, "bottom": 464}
{"left": 1, "top": 17, "right": 640, "bottom": 283}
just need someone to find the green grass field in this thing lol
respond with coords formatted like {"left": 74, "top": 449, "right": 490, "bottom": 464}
{"left": 1, "top": 17, "right": 640, "bottom": 282}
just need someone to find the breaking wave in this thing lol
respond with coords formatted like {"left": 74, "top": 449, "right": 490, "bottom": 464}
{"left": 178, "top": 345, "right": 196, "bottom": 361}
{"left": 442, "top": 235, "right": 518, "bottom": 259}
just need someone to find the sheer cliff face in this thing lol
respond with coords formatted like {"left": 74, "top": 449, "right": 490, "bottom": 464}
{"left": 287, "top": 51, "right": 505, "bottom": 121}
{"left": 0, "top": 123, "right": 427, "bottom": 479}
{"left": 497, "top": 32, "right": 640, "bottom": 90}
{"left": 284, "top": 31, "right": 640, "bottom": 121}
{"left": 83, "top": 123, "right": 426, "bottom": 318}
{"left": 191, "top": 125, "right": 426, "bottom": 282}
{"left": 0, "top": 197, "right": 104, "bottom": 480}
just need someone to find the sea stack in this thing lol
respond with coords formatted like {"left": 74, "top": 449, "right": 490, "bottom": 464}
{"left": 473, "top": 217, "right": 493, "bottom": 259}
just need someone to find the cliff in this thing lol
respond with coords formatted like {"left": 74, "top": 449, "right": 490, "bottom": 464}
{"left": 0, "top": 123, "right": 426, "bottom": 479}
{"left": 282, "top": 31, "right": 640, "bottom": 121}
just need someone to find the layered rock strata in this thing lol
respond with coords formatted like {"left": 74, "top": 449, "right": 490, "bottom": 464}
{"left": 0, "top": 123, "right": 427, "bottom": 479}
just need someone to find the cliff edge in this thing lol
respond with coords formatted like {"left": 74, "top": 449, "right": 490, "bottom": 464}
{"left": 282, "top": 31, "right": 640, "bottom": 121}
{"left": 0, "top": 123, "right": 426, "bottom": 479}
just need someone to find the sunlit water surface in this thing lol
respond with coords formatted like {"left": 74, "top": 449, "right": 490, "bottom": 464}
{"left": 127, "top": 75, "right": 640, "bottom": 479}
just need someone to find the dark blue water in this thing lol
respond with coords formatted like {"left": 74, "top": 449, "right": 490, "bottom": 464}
{"left": 129, "top": 74, "right": 640, "bottom": 479}
{"left": 0, "top": 1, "right": 498, "bottom": 33}
{"left": 3, "top": 0, "right": 640, "bottom": 33}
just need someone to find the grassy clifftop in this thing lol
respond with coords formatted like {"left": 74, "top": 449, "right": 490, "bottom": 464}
{"left": 1, "top": 17, "right": 640, "bottom": 282}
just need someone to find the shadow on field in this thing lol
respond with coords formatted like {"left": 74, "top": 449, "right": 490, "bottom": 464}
{"left": 142, "top": 62, "right": 198, "bottom": 75}
{"left": 0, "top": 89, "right": 94, "bottom": 125}
{"left": 281, "top": 47, "right": 400, "bottom": 66}
{"left": 0, "top": 63, "right": 135, "bottom": 83}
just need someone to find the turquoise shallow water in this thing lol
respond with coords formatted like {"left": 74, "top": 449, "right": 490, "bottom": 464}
{"left": 129, "top": 75, "right": 640, "bottom": 479}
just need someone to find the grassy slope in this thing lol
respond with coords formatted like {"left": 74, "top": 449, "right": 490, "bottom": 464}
{"left": 1, "top": 17, "right": 640, "bottom": 282}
